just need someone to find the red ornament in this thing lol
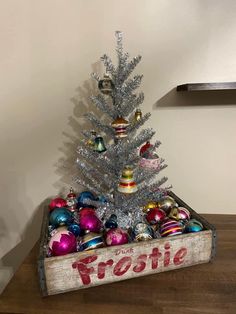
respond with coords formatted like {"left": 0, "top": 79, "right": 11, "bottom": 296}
{"left": 140, "top": 141, "right": 153, "bottom": 158}
{"left": 79, "top": 207, "right": 96, "bottom": 217}
{"left": 146, "top": 207, "right": 166, "bottom": 225}
{"left": 49, "top": 197, "right": 67, "bottom": 211}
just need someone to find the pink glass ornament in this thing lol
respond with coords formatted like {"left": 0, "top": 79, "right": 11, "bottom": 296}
{"left": 79, "top": 207, "right": 96, "bottom": 217}
{"left": 105, "top": 228, "right": 129, "bottom": 246}
{"left": 169, "top": 207, "right": 191, "bottom": 221}
{"left": 80, "top": 213, "right": 102, "bottom": 233}
{"left": 49, "top": 228, "right": 77, "bottom": 256}
{"left": 160, "top": 219, "right": 183, "bottom": 237}
{"left": 146, "top": 207, "right": 166, "bottom": 225}
{"left": 49, "top": 197, "right": 67, "bottom": 211}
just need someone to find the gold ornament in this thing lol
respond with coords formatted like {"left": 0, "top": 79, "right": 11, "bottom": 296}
{"left": 158, "top": 196, "right": 178, "bottom": 212}
{"left": 143, "top": 201, "right": 158, "bottom": 213}
{"left": 118, "top": 166, "right": 138, "bottom": 194}
{"left": 86, "top": 130, "right": 97, "bottom": 148}
{"left": 134, "top": 108, "right": 142, "bottom": 123}
{"left": 111, "top": 116, "right": 129, "bottom": 138}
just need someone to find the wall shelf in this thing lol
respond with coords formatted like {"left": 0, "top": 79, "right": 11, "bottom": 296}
{"left": 176, "top": 82, "right": 236, "bottom": 92}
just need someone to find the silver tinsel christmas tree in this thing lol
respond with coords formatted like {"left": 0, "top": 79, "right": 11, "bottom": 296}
{"left": 75, "top": 31, "right": 171, "bottom": 229}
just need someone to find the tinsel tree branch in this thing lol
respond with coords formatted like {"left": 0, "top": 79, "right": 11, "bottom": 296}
{"left": 123, "top": 176, "right": 169, "bottom": 210}
{"left": 125, "top": 128, "right": 155, "bottom": 153}
{"left": 77, "top": 146, "right": 117, "bottom": 175}
{"left": 135, "top": 162, "right": 167, "bottom": 185}
{"left": 121, "top": 55, "right": 142, "bottom": 83}
{"left": 128, "top": 112, "right": 151, "bottom": 133}
{"left": 120, "top": 92, "right": 144, "bottom": 116}
{"left": 84, "top": 112, "right": 114, "bottom": 136}
{"left": 76, "top": 159, "right": 113, "bottom": 191}
{"left": 100, "top": 54, "right": 116, "bottom": 77}
{"left": 90, "top": 94, "right": 116, "bottom": 119}
{"left": 121, "top": 75, "right": 143, "bottom": 96}
{"left": 73, "top": 177, "right": 102, "bottom": 196}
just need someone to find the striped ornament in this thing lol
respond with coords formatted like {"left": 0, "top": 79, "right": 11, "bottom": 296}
{"left": 169, "top": 207, "right": 191, "bottom": 221}
{"left": 160, "top": 219, "right": 183, "bottom": 237}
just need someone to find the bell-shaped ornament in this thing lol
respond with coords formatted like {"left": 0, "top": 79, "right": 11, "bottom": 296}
{"left": 86, "top": 130, "right": 97, "bottom": 148}
{"left": 98, "top": 74, "right": 114, "bottom": 95}
{"left": 118, "top": 166, "right": 138, "bottom": 194}
{"left": 133, "top": 108, "right": 142, "bottom": 123}
{"left": 94, "top": 136, "right": 106, "bottom": 153}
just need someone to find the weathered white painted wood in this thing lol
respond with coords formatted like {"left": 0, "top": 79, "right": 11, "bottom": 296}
{"left": 44, "top": 230, "right": 213, "bottom": 295}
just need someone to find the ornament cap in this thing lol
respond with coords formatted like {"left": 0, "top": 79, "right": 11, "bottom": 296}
{"left": 111, "top": 116, "right": 129, "bottom": 127}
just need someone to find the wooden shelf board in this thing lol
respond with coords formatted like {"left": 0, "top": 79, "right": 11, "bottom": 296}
{"left": 177, "top": 82, "right": 236, "bottom": 91}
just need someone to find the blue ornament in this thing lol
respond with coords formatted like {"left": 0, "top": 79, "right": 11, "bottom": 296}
{"left": 68, "top": 223, "right": 82, "bottom": 237}
{"left": 77, "top": 191, "right": 96, "bottom": 208}
{"left": 79, "top": 232, "right": 104, "bottom": 251}
{"left": 49, "top": 207, "right": 73, "bottom": 227}
{"left": 185, "top": 219, "right": 203, "bottom": 233}
{"left": 105, "top": 214, "right": 118, "bottom": 229}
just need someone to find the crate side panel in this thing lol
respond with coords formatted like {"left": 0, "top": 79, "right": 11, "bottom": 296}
{"left": 44, "top": 230, "right": 212, "bottom": 295}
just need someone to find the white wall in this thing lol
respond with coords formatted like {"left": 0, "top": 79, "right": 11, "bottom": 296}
{"left": 1, "top": 0, "right": 236, "bottom": 293}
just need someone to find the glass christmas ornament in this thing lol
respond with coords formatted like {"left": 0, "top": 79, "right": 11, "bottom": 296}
{"left": 94, "top": 136, "right": 106, "bottom": 153}
{"left": 158, "top": 196, "right": 178, "bottom": 213}
{"left": 140, "top": 141, "right": 153, "bottom": 158}
{"left": 133, "top": 108, "right": 142, "bottom": 123}
{"left": 80, "top": 213, "right": 102, "bottom": 233}
{"left": 133, "top": 222, "right": 153, "bottom": 241}
{"left": 66, "top": 187, "right": 78, "bottom": 212}
{"left": 111, "top": 116, "right": 129, "bottom": 138}
{"left": 49, "top": 227, "right": 77, "bottom": 256}
{"left": 105, "top": 214, "right": 118, "bottom": 229}
{"left": 98, "top": 74, "right": 114, "bottom": 95}
{"left": 86, "top": 130, "right": 97, "bottom": 148}
{"left": 80, "top": 231, "right": 104, "bottom": 251}
{"left": 160, "top": 219, "right": 183, "bottom": 237}
{"left": 146, "top": 207, "right": 166, "bottom": 225}
{"left": 169, "top": 207, "right": 190, "bottom": 221}
{"left": 185, "top": 219, "right": 203, "bottom": 233}
{"left": 49, "top": 197, "right": 67, "bottom": 211}
{"left": 143, "top": 201, "right": 159, "bottom": 213}
{"left": 49, "top": 207, "right": 74, "bottom": 227}
{"left": 118, "top": 166, "right": 138, "bottom": 194}
{"left": 68, "top": 223, "right": 82, "bottom": 237}
{"left": 105, "top": 228, "right": 129, "bottom": 246}
{"left": 79, "top": 207, "right": 96, "bottom": 217}
{"left": 77, "top": 191, "right": 96, "bottom": 208}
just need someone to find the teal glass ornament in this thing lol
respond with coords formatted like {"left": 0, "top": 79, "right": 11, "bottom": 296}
{"left": 94, "top": 136, "right": 106, "bottom": 153}
{"left": 185, "top": 219, "right": 203, "bottom": 233}
{"left": 49, "top": 207, "right": 74, "bottom": 227}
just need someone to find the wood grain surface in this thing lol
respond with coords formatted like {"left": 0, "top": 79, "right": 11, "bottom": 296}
{"left": 0, "top": 214, "right": 236, "bottom": 314}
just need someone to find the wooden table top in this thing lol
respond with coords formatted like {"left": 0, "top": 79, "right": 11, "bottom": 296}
{"left": 0, "top": 214, "right": 236, "bottom": 314}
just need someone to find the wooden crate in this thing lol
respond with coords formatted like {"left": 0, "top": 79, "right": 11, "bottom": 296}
{"left": 38, "top": 192, "right": 216, "bottom": 296}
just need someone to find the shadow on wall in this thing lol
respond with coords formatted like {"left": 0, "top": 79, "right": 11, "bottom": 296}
{"left": 0, "top": 198, "right": 50, "bottom": 294}
{"left": 53, "top": 60, "right": 107, "bottom": 195}
{"left": 154, "top": 88, "right": 236, "bottom": 109}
